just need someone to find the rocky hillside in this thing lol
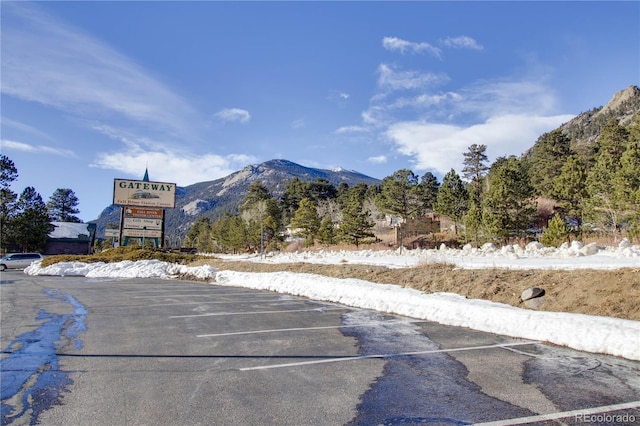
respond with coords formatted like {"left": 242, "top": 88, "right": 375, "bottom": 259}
{"left": 559, "top": 85, "right": 640, "bottom": 149}
{"left": 92, "top": 159, "right": 380, "bottom": 241}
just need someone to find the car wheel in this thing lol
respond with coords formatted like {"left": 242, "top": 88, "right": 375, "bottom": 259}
{"left": 0, "top": 264, "right": 6, "bottom": 271}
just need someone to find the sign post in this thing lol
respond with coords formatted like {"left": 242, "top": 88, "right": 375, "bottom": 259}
{"left": 113, "top": 179, "right": 176, "bottom": 248}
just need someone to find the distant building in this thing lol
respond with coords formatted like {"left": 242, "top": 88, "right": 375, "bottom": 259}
{"left": 44, "top": 222, "right": 97, "bottom": 255}
{"left": 395, "top": 216, "right": 441, "bottom": 248}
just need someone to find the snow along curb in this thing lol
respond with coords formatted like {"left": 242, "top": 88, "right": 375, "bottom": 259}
{"left": 214, "top": 270, "right": 640, "bottom": 361}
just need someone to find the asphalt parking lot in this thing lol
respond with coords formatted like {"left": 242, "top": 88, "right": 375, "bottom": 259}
{"left": 2, "top": 272, "right": 639, "bottom": 425}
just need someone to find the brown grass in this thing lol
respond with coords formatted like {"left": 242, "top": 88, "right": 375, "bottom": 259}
{"left": 190, "top": 258, "right": 640, "bottom": 321}
{"left": 44, "top": 246, "right": 640, "bottom": 321}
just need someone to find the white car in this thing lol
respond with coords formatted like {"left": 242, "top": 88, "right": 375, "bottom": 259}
{"left": 0, "top": 253, "right": 44, "bottom": 271}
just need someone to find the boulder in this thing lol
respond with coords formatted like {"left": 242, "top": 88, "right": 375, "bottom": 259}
{"left": 521, "top": 287, "right": 546, "bottom": 310}
{"left": 521, "top": 287, "right": 545, "bottom": 301}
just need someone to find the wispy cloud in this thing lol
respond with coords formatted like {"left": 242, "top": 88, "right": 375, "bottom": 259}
{"left": 291, "top": 118, "right": 306, "bottom": 129}
{"left": 1, "top": 2, "right": 199, "bottom": 144}
{"left": 341, "top": 35, "right": 572, "bottom": 176}
{"left": 92, "top": 145, "right": 257, "bottom": 186}
{"left": 214, "top": 108, "right": 251, "bottom": 124}
{"left": 440, "top": 36, "right": 483, "bottom": 50}
{"left": 367, "top": 155, "right": 387, "bottom": 164}
{"left": 1, "top": 117, "right": 55, "bottom": 141}
{"left": 382, "top": 36, "right": 442, "bottom": 57}
{"left": 1, "top": 139, "right": 77, "bottom": 157}
{"left": 327, "top": 90, "right": 351, "bottom": 107}
{"left": 377, "top": 64, "right": 449, "bottom": 93}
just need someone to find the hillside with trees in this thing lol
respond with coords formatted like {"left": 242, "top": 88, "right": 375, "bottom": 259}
{"left": 183, "top": 85, "right": 640, "bottom": 252}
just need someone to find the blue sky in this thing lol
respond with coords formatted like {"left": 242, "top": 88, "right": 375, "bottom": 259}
{"left": 1, "top": 1, "right": 638, "bottom": 222}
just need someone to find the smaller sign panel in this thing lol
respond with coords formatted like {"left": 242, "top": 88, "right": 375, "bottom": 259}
{"left": 123, "top": 207, "right": 164, "bottom": 219}
{"left": 124, "top": 218, "right": 163, "bottom": 230}
{"left": 114, "top": 179, "right": 176, "bottom": 208}
{"left": 105, "top": 229, "right": 120, "bottom": 237}
{"left": 122, "top": 229, "right": 162, "bottom": 238}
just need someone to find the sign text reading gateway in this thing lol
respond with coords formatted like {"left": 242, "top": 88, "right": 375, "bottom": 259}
{"left": 113, "top": 179, "right": 177, "bottom": 208}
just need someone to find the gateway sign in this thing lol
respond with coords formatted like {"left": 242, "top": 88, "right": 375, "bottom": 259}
{"left": 113, "top": 179, "right": 176, "bottom": 208}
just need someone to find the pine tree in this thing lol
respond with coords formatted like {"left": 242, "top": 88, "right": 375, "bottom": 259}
{"left": 613, "top": 142, "right": 640, "bottom": 240}
{"left": 339, "top": 190, "right": 375, "bottom": 247}
{"left": 376, "top": 169, "right": 420, "bottom": 220}
{"left": 595, "top": 118, "right": 629, "bottom": 162}
{"left": 482, "top": 157, "right": 536, "bottom": 243}
{"left": 8, "top": 187, "right": 52, "bottom": 252}
{"left": 462, "top": 144, "right": 489, "bottom": 200}
{"left": 240, "top": 182, "right": 282, "bottom": 253}
{"left": 317, "top": 216, "right": 337, "bottom": 245}
{"left": 585, "top": 151, "right": 621, "bottom": 236}
{"left": 527, "top": 129, "right": 573, "bottom": 197}
{"left": 47, "top": 188, "right": 82, "bottom": 222}
{"left": 416, "top": 172, "right": 440, "bottom": 215}
{"left": 1, "top": 155, "right": 19, "bottom": 250}
{"left": 464, "top": 200, "right": 482, "bottom": 246}
{"left": 290, "top": 198, "right": 320, "bottom": 246}
{"left": 185, "top": 217, "right": 212, "bottom": 252}
{"left": 435, "top": 169, "right": 468, "bottom": 235}
{"left": 540, "top": 215, "right": 569, "bottom": 247}
{"left": 551, "top": 155, "right": 587, "bottom": 234}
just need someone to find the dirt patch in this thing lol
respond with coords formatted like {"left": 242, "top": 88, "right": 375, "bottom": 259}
{"left": 192, "top": 259, "right": 640, "bottom": 321}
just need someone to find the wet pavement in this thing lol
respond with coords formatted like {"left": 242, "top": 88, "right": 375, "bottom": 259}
{"left": 1, "top": 272, "right": 639, "bottom": 425}
{"left": 1, "top": 289, "right": 87, "bottom": 424}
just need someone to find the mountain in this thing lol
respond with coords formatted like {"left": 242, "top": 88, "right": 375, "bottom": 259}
{"left": 92, "top": 159, "right": 381, "bottom": 241}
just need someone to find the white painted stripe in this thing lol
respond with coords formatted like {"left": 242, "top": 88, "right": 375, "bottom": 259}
{"left": 170, "top": 306, "right": 347, "bottom": 319}
{"left": 134, "top": 292, "right": 267, "bottom": 298}
{"left": 149, "top": 298, "right": 290, "bottom": 307}
{"left": 239, "top": 341, "right": 540, "bottom": 371}
{"left": 474, "top": 400, "right": 640, "bottom": 426}
{"left": 197, "top": 320, "right": 426, "bottom": 337}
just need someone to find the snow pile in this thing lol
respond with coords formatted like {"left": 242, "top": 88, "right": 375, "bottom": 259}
{"left": 215, "top": 270, "right": 640, "bottom": 361}
{"left": 27, "top": 260, "right": 217, "bottom": 281}
{"left": 24, "top": 243, "right": 640, "bottom": 361}
{"left": 216, "top": 239, "right": 640, "bottom": 270}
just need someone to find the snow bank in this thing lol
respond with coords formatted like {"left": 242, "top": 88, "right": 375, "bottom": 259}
{"left": 215, "top": 270, "right": 640, "bottom": 361}
{"left": 26, "top": 260, "right": 217, "bottom": 281}
{"left": 215, "top": 239, "right": 640, "bottom": 270}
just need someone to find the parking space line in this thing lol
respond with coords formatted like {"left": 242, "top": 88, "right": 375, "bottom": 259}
{"left": 474, "top": 400, "right": 640, "bottom": 426}
{"left": 238, "top": 341, "right": 541, "bottom": 371}
{"left": 169, "top": 306, "right": 348, "bottom": 319}
{"left": 197, "top": 320, "right": 426, "bottom": 337}
{"left": 149, "top": 298, "right": 296, "bottom": 307}
{"left": 133, "top": 292, "right": 269, "bottom": 298}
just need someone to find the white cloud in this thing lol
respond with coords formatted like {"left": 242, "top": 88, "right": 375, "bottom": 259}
{"left": 335, "top": 125, "right": 368, "bottom": 134}
{"left": 440, "top": 36, "right": 484, "bottom": 50}
{"left": 382, "top": 36, "right": 442, "bottom": 57}
{"left": 368, "top": 155, "right": 387, "bottom": 164}
{"left": 377, "top": 64, "right": 449, "bottom": 93}
{"left": 214, "top": 108, "right": 251, "bottom": 124}
{"left": 1, "top": 139, "right": 77, "bottom": 157}
{"left": 91, "top": 146, "right": 257, "bottom": 186}
{"left": 1, "top": 117, "right": 55, "bottom": 141}
{"left": 385, "top": 113, "right": 574, "bottom": 176}
{"left": 1, "top": 3, "right": 198, "bottom": 140}
{"left": 291, "top": 118, "right": 306, "bottom": 129}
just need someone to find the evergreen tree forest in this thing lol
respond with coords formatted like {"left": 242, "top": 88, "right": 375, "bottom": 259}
{"left": 1, "top": 154, "right": 83, "bottom": 253}
{"left": 186, "top": 115, "right": 640, "bottom": 252}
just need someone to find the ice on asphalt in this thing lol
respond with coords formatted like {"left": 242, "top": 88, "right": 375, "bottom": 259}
{"left": 25, "top": 239, "right": 640, "bottom": 361}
